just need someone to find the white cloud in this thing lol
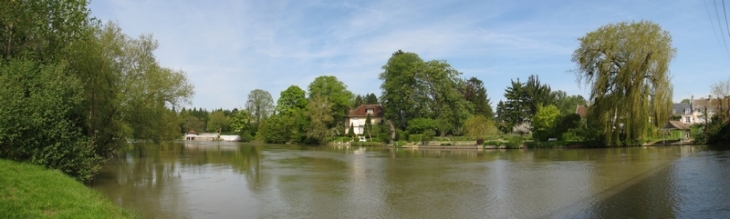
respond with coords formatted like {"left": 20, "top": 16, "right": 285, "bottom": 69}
{"left": 90, "top": 0, "right": 730, "bottom": 109}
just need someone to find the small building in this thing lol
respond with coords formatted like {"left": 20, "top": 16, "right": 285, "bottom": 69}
{"left": 184, "top": 130, "right": 198, "bottom": 140}
{"left": 345, "top": 104, "right": 384, "bottom": 135}
{"left": 661, "top": 120, "right": 691, "bottom": 141}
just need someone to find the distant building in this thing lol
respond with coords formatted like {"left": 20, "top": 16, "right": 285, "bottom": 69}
{"left": 671, "top": 95, "right": 714, "bottom": 125}
{"left": 345, "top": 104, "right": 384, "bottom": 135}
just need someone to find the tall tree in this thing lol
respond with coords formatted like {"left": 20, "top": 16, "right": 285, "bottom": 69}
{"left": 463, "top": 77, "right": 494, "bottom": 119}
{"left": 365, "top": 93, "right": 379, "bottom": 104}
{"left": 276, "top": 85, "right": 307, "bottom": 115}
{"left": 379, "top": 50, "right": 471, "bottom": 133}
{"left": 353, "top": 94, "right": 364, "bottom": 107}
{"left": 305, "top": 95, "right": 333, "bottom": 144}
{"left": 523, "top": 75, "right": 554, "bottom": 116}
{"left": 275, "top": 85, "right": 308, "bottom": 143}
{"left": 502, "top": 79, "right": 529, "bottom": 126}
{"left": 710, "top": 76, "right": 730, "bottom": 122}
{"left": 573, "top": 21, "right": 675, "bottom": 146}
{"left": 0, "top": 0, "right": 91, "bottom": 62}
{"left": 307, "top": 76, "right": 353, "bottom": 128}
{"left": 246, "top": 89, "right": 274, "bottom": 125}
{"left": 379, "top": 50, "right": 426, "bottom": 130}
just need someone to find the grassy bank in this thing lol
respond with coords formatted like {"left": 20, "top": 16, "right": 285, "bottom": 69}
{"left": 0, "top": 159, "right": 136, "bottom": 219}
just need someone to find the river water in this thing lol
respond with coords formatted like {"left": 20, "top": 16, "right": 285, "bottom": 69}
{"left": 89, "top": 141, "right": 730, "bottom": 218}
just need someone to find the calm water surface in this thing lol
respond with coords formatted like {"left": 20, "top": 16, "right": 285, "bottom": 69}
{"left": 89, "top": 142, "right": 730, "bottom": 218}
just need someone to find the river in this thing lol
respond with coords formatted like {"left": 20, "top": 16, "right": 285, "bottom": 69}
{"left": 89, "top": 141, "right": 730, "bottom": 218}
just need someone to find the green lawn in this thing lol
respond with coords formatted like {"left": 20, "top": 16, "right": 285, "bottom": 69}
{"left": 0, "top": 159, "right": 136, "bottom": 219}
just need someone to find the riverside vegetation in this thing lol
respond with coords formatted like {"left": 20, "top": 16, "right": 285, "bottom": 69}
{"left": 2, "top": 1, "right": 730, "bottom": 217}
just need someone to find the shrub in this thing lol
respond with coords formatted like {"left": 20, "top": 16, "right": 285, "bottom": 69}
{"left": 422, "top": 129, "right": 436, "bottom": 141}
{"left": 0, "top": 60, "right": 103, "bottom": 181}
{"left": 406, "top": 118, "right": 439, "bottom": 134}
{"left": 504, "top": 138, "right": 522, "bottom": 149}
{"left": 408, "top": 134, "right": 424, "bottom": 142}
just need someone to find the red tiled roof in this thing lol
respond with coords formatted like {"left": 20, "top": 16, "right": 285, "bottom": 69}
{"left": 347, "top": 104, "right": 384, "bottom": 118}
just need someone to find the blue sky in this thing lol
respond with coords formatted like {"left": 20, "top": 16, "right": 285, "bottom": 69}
{"left": 89, "top": 0, "right": 730, "bottom": 110}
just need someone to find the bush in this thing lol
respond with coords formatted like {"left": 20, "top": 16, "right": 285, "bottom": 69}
{"left": 240, "top": 130, "right": 254, "bottom": 142}
{"left": 504, "top": 137, "right": 523, "bottom": 149}
{"left": 406, "top": 118, "right": 439, "bottom": 134}
{"left": 422, "top": 129, "right": 436, "bottom": 141}
{"left": 483, "top": 140, "right": 502, "bottom": 146}
{"left": 0, "top": 60, "right": 103, "bottom": 182}
{"left": 396, "top": 129, "right": 409, "bottom": 141}
{"left": 408, "top": 134, "right": 424, "bottom": 142}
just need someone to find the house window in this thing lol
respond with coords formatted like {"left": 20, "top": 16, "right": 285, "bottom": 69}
{"left": 672, "top": 109, "right": 676, "bottom": 114}
{"left": 684, "top": 108, "right": 690, "bottom": 114}
{"left": 685, "top": 117, "right": 690, "bottom": 123}
{"left": 366, "top": 108, "right": 373, "bottom": 115}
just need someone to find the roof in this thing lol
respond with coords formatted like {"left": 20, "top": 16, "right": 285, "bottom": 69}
{"left": 661, "top": 120, "right": 691, "bottom": 130}
{"left": 347, "top": 104, "right": 384, "bottom": 118}
{"left": 692, "top": 99, "right": 715, "bottom": 113}
{"left": 671, "top": 103, "right": 692, "bottom": 115}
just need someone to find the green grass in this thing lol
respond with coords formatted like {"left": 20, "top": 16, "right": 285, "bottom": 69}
{"left": 0, "top": 159, "right": 136, "bottom": 219}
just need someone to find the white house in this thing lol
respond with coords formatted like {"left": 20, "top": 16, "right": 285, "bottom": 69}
{"left": 344, "top": 104, "right": 384, "bottom": 135}
{"left": 672, "top": 95, "right": 715, "bottom": 125}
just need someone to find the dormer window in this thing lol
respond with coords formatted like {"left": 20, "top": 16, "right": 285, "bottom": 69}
{"left": 672, "top": 109, "right": 676, "bottom": 114}
{"left": 366, "top": 108, "right": 373, "bottom": 115}
{"left": 684, "top": 108, "right": 690, "bottom": 114}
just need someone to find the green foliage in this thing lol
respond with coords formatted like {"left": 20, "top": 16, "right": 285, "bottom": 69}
{"left": 462, "top": 115, "right": 498, "bottom": 139}
{"left": 305, "top": 94, "right": 334, "bottom": 144}
{"left": 276, "top": 85, "right": 307, "bottom": 115}
{"left": 350, "top": 142, "right": 383, "bottom": 147}
{"left": 239, "top": 130, "right": 254, "bottom": 142}
{"left": 532, "top": 105, "right": 561, "bottom": 141}
{"left": 229, "top": 110, "right": 252, "bottom": 132}
{"left": 422, "top": 129, "right": 436, "bottom": 141}
{"left": 408, "top": 134, "right": 423, "bottom": 142}
{"left": 365, "top": 93, "right": 379, "bottom": 104}
{"left": 207, "top": 111, "right": 230, "bottom": 132}
{"left": 307, "top": 75, "right": 354, "bottom": 127}
{"left": 464, "top": 77, "right": 494, "bottom": 119}
{"left": 552, "top": 90, "right": 586, "bottom": 116}
{"left": 258, "top": 115, "right": 290, "bottom": 144}
{"left": 379, "top": 50, "right": 471, "bottom": 133}
{"left": 0, "top": 60, "right": 102, "bottom": 181}
{"left": 0, "top": 0, "right": 92, "bottom": 62}
{"left": 396, "top": 129, "right": 408, "bottom": 141}
{"left": 406, "top": 118, "right": 439, "bottom": 134}
{"left": 246, "top": 89, "right": 274, "bottom": 124}
{"left": 573, "top": 21, "right": 674, "bottom": 146}
{"left": 500, "top": 79, "right": 529, "bottom": 126}
{"left": 499, "top": 75, "right": 554, "bottom": 128}
{"left": 348, "top": 123, "right": 355, "bottom": 137}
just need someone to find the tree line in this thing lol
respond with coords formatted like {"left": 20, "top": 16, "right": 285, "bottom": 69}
{"left": 0, "top": 0, "right": 193, "bottom": 181}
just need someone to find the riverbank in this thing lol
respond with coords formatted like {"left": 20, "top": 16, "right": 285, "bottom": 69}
{"left": 0, "top": 159, "right": 136, "bottom": 219}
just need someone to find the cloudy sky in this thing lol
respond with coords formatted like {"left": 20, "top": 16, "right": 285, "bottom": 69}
{"left": 89, "top": 0, "right": 730, "bottom": 110}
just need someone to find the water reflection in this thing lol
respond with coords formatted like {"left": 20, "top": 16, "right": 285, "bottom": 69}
{"left": 90, "top": 143, "right": 730, "bottom": 218}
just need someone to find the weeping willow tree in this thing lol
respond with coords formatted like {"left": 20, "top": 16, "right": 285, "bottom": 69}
{"left": 572, "top": 21, "right": 675, "bottom": 146}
